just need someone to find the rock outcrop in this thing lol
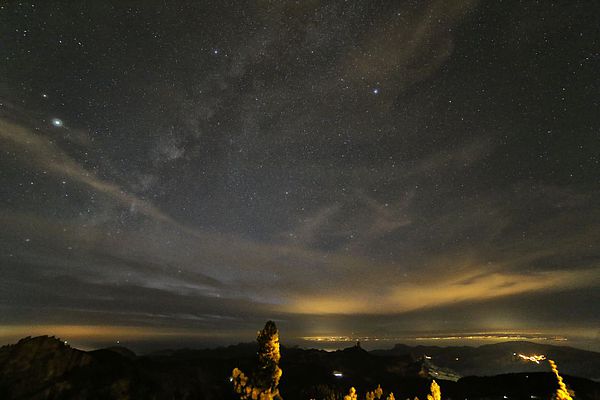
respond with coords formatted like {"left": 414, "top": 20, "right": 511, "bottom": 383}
{"left": 0, "top": 336, "right": 92, "bottom": 399}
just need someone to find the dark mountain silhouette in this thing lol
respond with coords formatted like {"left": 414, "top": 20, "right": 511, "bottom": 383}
{"left": 0, "top": 336, "right": 232, "bottom": 399}
{"left": 0, "top": 336, "right": 92, "bottom": 399}
{"left": 1, "top": 336, "right": 599, "bottom": 400}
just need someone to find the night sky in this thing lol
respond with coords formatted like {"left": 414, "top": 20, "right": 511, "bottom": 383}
{"left": 1, "top": 1, "right": 599, "bottom": 351}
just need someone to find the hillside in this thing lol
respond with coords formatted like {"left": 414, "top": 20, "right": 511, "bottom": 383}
{"left": 0, "top": 337, "right": 599, "bottom": 400}
{"left": 371, "top": 341, "right": 600, "bottom": 381}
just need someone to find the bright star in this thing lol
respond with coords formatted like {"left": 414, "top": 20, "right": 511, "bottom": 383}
{"left": 51, "top": 118, "right": 63, "bottom": 127}
{"left": 372, "top": 88, "right": 379, "bottom": 95}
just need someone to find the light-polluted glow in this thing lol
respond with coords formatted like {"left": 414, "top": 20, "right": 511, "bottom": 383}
{"left": 0, "top": 324, "right": 245, "bottom": 350}
{"left": 301, "top": 333, "right": 568, "bottom": 343}
{"left": 287, "top": 269, "right": 600, "bottom": 315}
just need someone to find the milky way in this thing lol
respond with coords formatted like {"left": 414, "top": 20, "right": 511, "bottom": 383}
{"left": 0, "top": 1, "right": 599, "bottom": 350}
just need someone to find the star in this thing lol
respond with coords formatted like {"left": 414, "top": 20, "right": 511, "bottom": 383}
{"left": 51, "top": 118, "right": 63, "bottom": 127}
{"left": 372, "top": 88, "right": 380, "bottom": 95}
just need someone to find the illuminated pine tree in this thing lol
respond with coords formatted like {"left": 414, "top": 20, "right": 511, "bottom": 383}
{"left": 366, "top": 385, "right": 383, "bottom": 400}
{"left": 548, "top": 359, "right": 574, "bottom": 400}
{"left": 231, "top": 368, "right": 249, "bottom": 395}
{"left": 427, "top": 380, "right": 441, "bottom": 400}
{"left": 231, "top": 321, "right": 283, "bottom": 400}
{"left": 255, "top": 320, "right": 282, "bottom": 394}
{"left": 375, "top": 384, "right": 383, "bottom": 399}
{"left": 385, "top": 393, "right": 395, "bottom": 400}
{"left": 344, "top": 387, "right": 357, "bottom": 400}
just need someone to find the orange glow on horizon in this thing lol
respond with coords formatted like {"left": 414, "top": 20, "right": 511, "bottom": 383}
{"left": 0, "top": 324, "right": 241, "bottom": 348}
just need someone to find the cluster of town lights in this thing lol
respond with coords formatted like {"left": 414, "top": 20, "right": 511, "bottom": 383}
{"left": 301, "top": 334, "right": 567, "bottom": 342}
{"left": 516, "top": 353, "right": 547, "bottom": 364}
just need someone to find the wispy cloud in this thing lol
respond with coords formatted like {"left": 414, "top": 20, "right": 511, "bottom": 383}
{"left": 0, "top": 118, "right": 176, "bottom": 225}
{"left": 282, "top": 191, "right": 412, "bottom": 250}
{"left": 342, "top": 0, "right": 479, "bottom": 87}
{"left": 2, "top": 115, "right": 598, "bottom": 325}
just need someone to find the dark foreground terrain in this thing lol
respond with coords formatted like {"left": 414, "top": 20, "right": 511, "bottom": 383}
{"left": 1, "top": 336, "right": 599, "bottom": 400}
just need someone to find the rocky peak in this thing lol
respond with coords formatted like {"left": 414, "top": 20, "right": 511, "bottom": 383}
{"left": 0, "top": 335, "right": 92, "bottom": 397}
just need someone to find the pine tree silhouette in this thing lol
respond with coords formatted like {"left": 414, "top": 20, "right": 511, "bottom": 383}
{"left": 231, "top": 321, "right": 283, "bottom": 400}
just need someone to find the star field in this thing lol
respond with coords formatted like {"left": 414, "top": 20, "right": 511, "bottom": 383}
{"left": 0, "top": 1, "right": 599, "bottom": 350}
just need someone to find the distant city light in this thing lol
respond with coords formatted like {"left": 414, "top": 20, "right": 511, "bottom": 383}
{"left": 517, "top": 354, "right": 546, "bottom": 364}
{"left": 333, "top": 371, "right": 343, "bottom": 378}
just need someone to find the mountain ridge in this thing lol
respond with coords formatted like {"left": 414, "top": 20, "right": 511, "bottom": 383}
{"left": 1, "top": 336, "right": 599, "bottom": 399}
